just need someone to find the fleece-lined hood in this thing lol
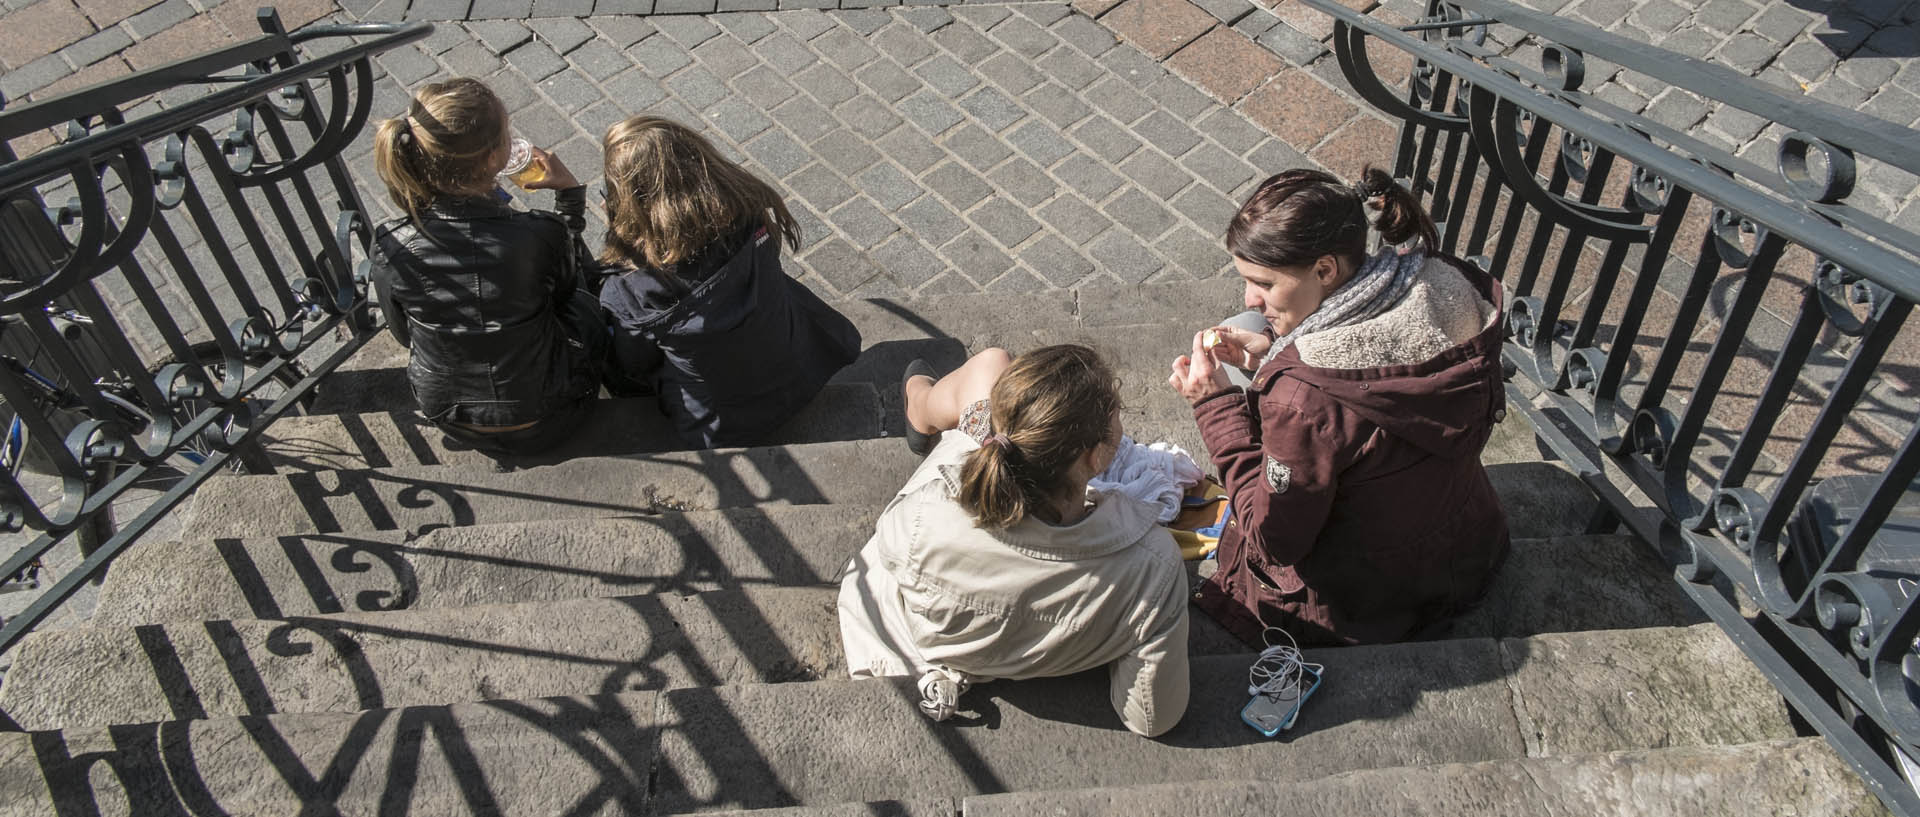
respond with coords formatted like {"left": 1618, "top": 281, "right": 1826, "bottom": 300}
{"left": 1252, "top": 255, "right": 1503, "bottom": 461}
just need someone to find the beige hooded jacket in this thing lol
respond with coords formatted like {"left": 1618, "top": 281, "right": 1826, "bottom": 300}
{"left": 837, "top": 431, "right": 1192, "bottom": 736}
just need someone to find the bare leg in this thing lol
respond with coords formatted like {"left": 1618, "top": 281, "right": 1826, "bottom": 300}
{"left": 906, "top": 348, "right": 1012, "bottom": 435}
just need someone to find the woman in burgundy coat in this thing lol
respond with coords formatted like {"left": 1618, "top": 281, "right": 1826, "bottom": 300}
{"left": 1168, "top": 166, "right": 1511, "bottom": 647}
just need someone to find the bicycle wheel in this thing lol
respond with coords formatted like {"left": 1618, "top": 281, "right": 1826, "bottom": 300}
{"left": 167, "top": 341, "right": 314, "bottom": 475}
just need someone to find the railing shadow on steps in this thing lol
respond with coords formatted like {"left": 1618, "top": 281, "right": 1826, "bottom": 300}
{"left": 8, "top": 444, "right": 1536, "bottom": 813}
{"left": 20, "top": 598, "right": 1515, "bottom": 813}
{"left": 0, "top": 13, "right": 432, "bottom": 661}
{"left": 1296, "top": 0, "right": 1920, "bottom": 812}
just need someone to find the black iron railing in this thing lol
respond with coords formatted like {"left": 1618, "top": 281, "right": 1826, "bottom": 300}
{"left": 0, "top": 11, "right": 429, "bottom": 665}
{"left": 1298, "top": 0, "right": 1920, "bottom": 811}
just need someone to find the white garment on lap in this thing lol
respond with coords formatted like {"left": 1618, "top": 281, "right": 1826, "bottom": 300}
{"left": 1090, "top": 435, "right": 1204, "bottom": 524}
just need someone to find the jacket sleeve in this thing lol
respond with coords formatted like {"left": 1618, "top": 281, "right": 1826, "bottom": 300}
{"left": 545, "top": 186, "right": 590, "bottom": 304}
{"left": 369, "top": 243, "right": 411, "bottom": 349}
{"left": 1108, "top": 588, "right": 1190, "bottom": 738}
{"left": 1113, "top": 598, "right": 1182, "bottom": 736}
{"left": 1193, "top": 384, "right": 1341, "bottom": 568}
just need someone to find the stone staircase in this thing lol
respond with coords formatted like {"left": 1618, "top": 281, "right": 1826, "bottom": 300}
{"left": 0, "top": 278, "right": 1892, "bottom": 815}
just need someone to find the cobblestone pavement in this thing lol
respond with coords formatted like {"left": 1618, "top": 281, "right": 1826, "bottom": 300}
{"left": 4, "top": 0, "right": 1917, "bottom": 296}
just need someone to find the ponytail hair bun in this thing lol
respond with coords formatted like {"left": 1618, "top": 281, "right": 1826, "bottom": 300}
{"left": 1226, "top": 164, "right": 1437, "bottom": 271}
{"left": 956, "top": 345, "right": 1122, "bottom": 529}
{"left": 1357, "top": 165, "right": 1438, "bottom": 253}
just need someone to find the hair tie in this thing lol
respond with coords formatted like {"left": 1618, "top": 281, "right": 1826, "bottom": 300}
{"left": 1354, "top": 177, "right": 1393, "bottom": 210}
{"left": 986, "top": 433, "right": 1013, "bottom": 451}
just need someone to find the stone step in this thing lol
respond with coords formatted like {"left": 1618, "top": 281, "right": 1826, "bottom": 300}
{"left": 96, "top": 474, "right": 1651, "bottom": 628}
{"left": 264, "top": 385, "right": 886, "bottom": 472}
{"left": 959, "top": 739, "right": 1885, "bottom": 816}
{"left": 273, "top": 318, "right": 1219, "bottom": 473}
{"left": 94, "top": 505, "right": 882, "bottom": 627}
{"left": 13, "top": 534, "right": 1705, "bottom": 731}
{"left": 307, "top": 280, "right": 1239, "bottom": 417}
{"left": 0, "top": 624, "right": 1794, "bottom": 815}
{"left": 697, "top": 739, "right": 1884, "bottom": 817}
{"left": 182, "top": 418, "right": 1596, "bottom": 542}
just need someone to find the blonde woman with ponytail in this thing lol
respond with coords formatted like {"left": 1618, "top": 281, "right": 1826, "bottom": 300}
{"left": 1170, "top": 165, "right": 1510, "bottom": 649}
{"left": 370, "top": 77, "right": 605, "bottom": 456}
{"left": 838, "top": 345, "right": 1190, "bottom": 737}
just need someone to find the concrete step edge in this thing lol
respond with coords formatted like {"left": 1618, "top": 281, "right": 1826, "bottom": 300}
{"left": 956, "top": 737, "right": 1883, "bottom": 817}
{"left": 0, "top": 624, "right": 1799, "bottom": 815}
{"left": 182, "top": 416, "right": 1575, "bottom": 541}
{"left": 692, "top": 738, "right": 1880, "bottom": 817}
{"left": 17, "top": 541, "right": 1713, "bottom": 731}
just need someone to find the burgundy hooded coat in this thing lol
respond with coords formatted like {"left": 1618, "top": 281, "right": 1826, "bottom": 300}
{"left": 1192, "top": 254, "right": 1511, "bottom": 647}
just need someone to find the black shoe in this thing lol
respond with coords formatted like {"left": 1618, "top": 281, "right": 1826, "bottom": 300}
{"left": 903, "top": 359, "right": 938, "bottom": 456}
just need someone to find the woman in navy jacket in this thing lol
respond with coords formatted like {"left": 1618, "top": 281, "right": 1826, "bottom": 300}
{"left": 596, "top": 116, "right": 860, "bottom": 448}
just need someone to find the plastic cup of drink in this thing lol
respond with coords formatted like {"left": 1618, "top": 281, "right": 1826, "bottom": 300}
{"left": 500, "top": 137, "right": 547, "bottom": 188}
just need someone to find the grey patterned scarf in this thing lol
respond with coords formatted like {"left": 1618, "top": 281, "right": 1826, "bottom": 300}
{"left": 1263, "top": 249, "right": 1425, "bottom": 365}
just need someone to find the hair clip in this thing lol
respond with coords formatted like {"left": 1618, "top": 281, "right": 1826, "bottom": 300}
{"left": 1353, "top": 177, "right": 1394, "bottom": 200}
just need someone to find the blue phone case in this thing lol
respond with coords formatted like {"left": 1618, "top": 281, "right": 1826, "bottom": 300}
{"left": 1239, "top": 664, "right": 1322, "bottom": 737}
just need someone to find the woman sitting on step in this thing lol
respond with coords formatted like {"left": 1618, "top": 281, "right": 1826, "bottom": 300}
{"left": 369, "top": 77, "right": 606, "bottom": 456}
{"left": 1168, "top": 167, "right": 1511, "bottom": 648}
{"left": 596, "top": 115, "right": 861, "bottom": 448}
{"left": 838, "top": 345, "right": 1190, "bottom": 737}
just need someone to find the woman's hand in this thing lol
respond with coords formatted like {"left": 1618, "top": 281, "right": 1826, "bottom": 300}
{"left": 1169, "top": 329, "right": 1232, "bottom": 406}
{"left": 1204, "top": 324, "right": 1271, "bottom": 372}
{"left": 522, "top": 146, "right": 582, "bottom": 191}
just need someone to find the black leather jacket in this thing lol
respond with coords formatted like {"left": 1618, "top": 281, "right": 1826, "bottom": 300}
{"left": 371, "top": 188, "right": 599, "bottom": 427}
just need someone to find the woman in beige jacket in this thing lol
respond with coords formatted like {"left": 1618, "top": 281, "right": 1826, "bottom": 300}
{"left": 837, "top": 345, "right": 1191, "bottom": 737}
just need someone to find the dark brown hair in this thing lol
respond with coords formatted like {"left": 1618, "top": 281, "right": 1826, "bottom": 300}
{"left": 1225, "top": 165, "right": 1437, "bottom": 272}
{"left": 373, "top": 78, "right": 508, "bottom": 224}
{"left": 599, "top": 115, "right": 800, "bottom": 274}
{"left": 957, "top": 345, "right": 1122, "bottom": 530}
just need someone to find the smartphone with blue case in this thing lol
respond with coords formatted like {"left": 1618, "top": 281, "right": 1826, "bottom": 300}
{"left": 1240, "top": 664, "right": 1322, "bottom": 737}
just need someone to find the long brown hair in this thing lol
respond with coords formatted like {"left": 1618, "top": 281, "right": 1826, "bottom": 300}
{"left": 372, "top": 77, "right": 508, "bottom": 224}
{"left": 1225, "top": 165, "right": 1437, "bottom": 272}
{"left": 957, "top": 345, "right": 1123, "bottom": 529}
{"left": 599, "top": 116, "right": 800, "bottom": 274}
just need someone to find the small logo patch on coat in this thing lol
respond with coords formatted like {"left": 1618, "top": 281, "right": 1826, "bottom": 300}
{"left": 1265, "top": 457, "right": 1292, "bottom": 494}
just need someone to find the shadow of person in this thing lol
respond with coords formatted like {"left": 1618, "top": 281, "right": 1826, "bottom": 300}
{"left": 1782, "top": 0, "right": 1917, "bottom": 57}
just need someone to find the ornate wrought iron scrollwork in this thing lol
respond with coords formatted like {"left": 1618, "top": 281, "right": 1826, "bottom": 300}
{"left": 1628, "top": 405, "right": 1677, "bottom": 470}
{"left": 1813, "top": 257, "right": 1889, "bottom": 338}
{"left": 1710, "top": 486, "right": 1766, "bottom": 552}
{"left": 1778, "top": 131, "right": 1857, "bottom": 206}
{"left": 0, "top": 143, "right": 156, "bottom": 314}
{"left": 1563, "top": 346, "right": 1603, "bottom": 395}
{"left": 1627, "top": 165, "right": 1673, "bottom": 215}
{"left": 1708, "top": 207, "right": 1768, "bottom": 269}
{"left": 154, "top": 135, "right": 192, "bottom": 210}
{"left": 1331, "top": 20, "right": 1469, "bottom": 132}
{"left": 1559, "top": 132, "right": 1597, "bottom": 184}
{"left": 1675, "top": 535, "right": 1719, "bottom": 583}
{"left": 1868, "top": 592, "right": 1920, "bottom": 745}
{"left": 1539, "top": 45, "right": 1585, "bottom": 92}
{"left": 1814, "top": 576, "right": 1897, "bottom": 661}
{"left": 1506, "top": 295, "right": 1544, "bottom": 346}
{"left": 1467, "top": 88, "right": 1651, "bottom": 241}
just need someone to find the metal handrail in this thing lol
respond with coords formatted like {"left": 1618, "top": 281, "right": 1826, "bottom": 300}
{"left": 0, "top": 12, "right": 429, "bottom": 660}
{"left": 1448, "top": 0, "right": 1920, "bottom": 172}
{"left": 1297, "top": 1, "right": 1920, "bottom": 813}
{"left": 1308, "top": 0, "right": 1920, "bottom": 299}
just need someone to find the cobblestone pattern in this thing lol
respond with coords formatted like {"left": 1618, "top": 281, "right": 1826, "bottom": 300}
{"left": 0, "top": 0, "right": 342, "bottom": 157}
{"left": 346, "top": 4, "right": 1291, "bottom": 295}
{"left": 1195, "top": 0, "right": 1920, "bottom": 221}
